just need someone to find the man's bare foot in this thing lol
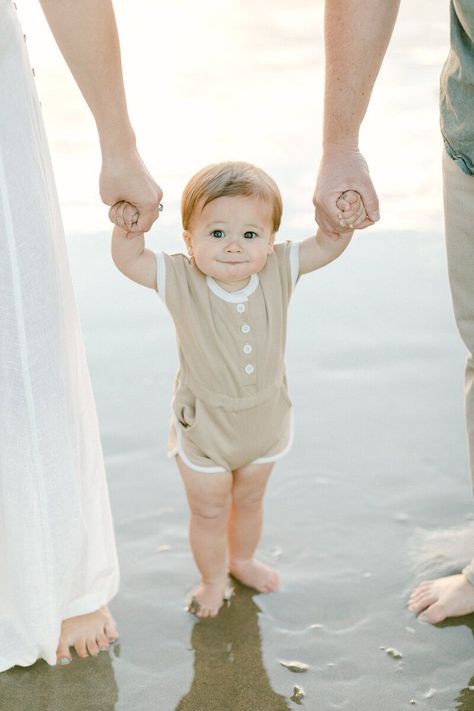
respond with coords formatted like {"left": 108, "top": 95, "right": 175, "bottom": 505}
{"left": 408, "top": 574, "right": 474, "bottom": 624}
{"left": 56, "top": 606, "right": 118, "bottom": 664}
{"left": 187, "top": 580, "right": 228, "bottom": 619}
{"left": 229, "top": 558, "right": 280, "bottom": 593}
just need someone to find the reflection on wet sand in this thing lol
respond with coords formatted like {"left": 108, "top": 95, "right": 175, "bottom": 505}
{"left": 436, "top": 617, "right": 474, "bottom": 711}
{"left": 0, "top": 648, "right": 118, "bottom": 711}
{"left": 176, "top": 582, "right": 290, "bottom": 711}
{"left": 457, "top": 674, "right": 474, "bottom": 711}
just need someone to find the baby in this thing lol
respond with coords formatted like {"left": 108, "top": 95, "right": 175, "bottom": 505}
{"left": 112, "top": 162, "right": 365, "bottom": 618}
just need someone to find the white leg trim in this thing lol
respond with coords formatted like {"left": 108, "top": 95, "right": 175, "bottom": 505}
{"left": 169, "top": 415, "right": 227, "bottom": 473}
{"left": 252, "top": 409, "right": 294, "bottom": 464}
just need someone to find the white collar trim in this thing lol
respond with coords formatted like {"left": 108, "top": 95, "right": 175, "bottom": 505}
{"left": 206, "top": 272, "right": 259, "bottom": 303}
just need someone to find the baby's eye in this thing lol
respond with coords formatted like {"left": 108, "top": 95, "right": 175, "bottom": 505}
{"left": 244, "top": 231, "right": 257, "bottom": 239}
{"left": 211, "top": 230, "right": 225, "bottom": 239}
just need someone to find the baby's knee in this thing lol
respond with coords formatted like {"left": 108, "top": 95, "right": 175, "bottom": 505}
{"left": 189, "top": 496, "right": 231, "bottom": 521}
{"left": 232, "top": 490, "right": 265, "bottom": 511}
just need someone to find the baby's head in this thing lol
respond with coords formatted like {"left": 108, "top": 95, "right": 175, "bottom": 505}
{"left": 181, "top": 161, "right": 282, "bottom": 288}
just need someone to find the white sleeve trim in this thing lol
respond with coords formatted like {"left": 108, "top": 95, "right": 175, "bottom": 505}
{"left": 289, "top": 242, "right": 300, "bottom": 292}
{"left": 155, "top": 251, "right": 166, "bottom": 303}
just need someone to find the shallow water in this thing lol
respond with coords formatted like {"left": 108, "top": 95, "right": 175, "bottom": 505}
{"left": 4, "top": 1, "right": 474, "bottom": 710}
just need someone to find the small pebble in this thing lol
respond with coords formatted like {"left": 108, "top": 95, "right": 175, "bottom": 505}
{"left": 405, "top": 626, "right": 415, "bottom": 634}
{"left": 385, "top": 647, "right": 403, "bottom": 659}
{"left": 409, "top": 700, "right": 417, "bottom": 706}
{"left": 290, "top": 686, "right": 305, "bottom": 705}
{"left": 422, "top": 689, "right": 435, "bottom": 699}
{"left": 157, "top": 544, "right": 171, "bottom": 552}
{"left": 271, "top": 545, "right": 283, "bottom": 559}
{"left": 279, "top": 660, "right": 309, "bottom": 673}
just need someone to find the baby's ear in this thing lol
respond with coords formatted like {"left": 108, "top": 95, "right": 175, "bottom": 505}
{"left": 267, "top": 232, "right": 276, "bottom": 253}
{"left": 183, "top": 230, "right": 193, "bottom": 256}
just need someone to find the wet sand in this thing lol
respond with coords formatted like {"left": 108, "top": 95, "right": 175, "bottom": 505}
{"left": 4, "top": 0, "right": 474, "bottom": 709}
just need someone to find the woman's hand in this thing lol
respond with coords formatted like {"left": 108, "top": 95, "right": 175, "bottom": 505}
{"left": 313, "top": 143, "right": 379, "bottom": 239}
{"left": 100, "top": 147, "right": 163, "bottom": 233}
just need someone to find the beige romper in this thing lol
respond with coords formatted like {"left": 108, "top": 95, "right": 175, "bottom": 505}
{"left": 155, "top": 241, "right": 300, "bottom": 473}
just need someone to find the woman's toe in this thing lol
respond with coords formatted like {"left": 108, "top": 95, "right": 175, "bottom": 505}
{"left": 74, "top": 640, "right": 88, "bottom": 658}
{"left": 87, "top": 637, "right": 100, "bottom": 656}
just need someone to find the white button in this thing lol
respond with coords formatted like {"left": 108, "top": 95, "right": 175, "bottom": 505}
{"left": 236, "top": 303, "right": 246, "bottom": 313}
{"left": 244, "top": 364, "right": 255, "bottom": 375}
{"left": 241, "top": 324, "right": 250, "bottom": 334}
{"left": 243, "top": 344, "right": 252, "bottom": 355}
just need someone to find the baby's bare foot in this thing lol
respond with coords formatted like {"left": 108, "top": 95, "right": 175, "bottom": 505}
{"left": 187, "top": 580, "right": 228, "bottom": 619}
{"left": 230, "top": 559, "right": 280, "bottom": 593}
{"left": 56, "top": 606, "right": 118, "bottom": 665}
{"left": 408, "top": 574, "right": 474, "bottom": 624}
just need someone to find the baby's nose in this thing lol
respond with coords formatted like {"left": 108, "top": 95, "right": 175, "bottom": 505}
{"left": 226, "top": 239, "right": 242, "bottom": 252}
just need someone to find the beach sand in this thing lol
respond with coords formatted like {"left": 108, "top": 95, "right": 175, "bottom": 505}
{"left": 3, "top": 0, "right": 474, "bottom": 709}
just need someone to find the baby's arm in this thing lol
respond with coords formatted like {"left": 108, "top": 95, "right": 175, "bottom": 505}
{"left": 111, "top": 209, "right": 157, "bottom": 289}
{"left": 299, "top": 190, "right": 365, "bottom": 275}
{"left": 298, "top": 227, "right": 352, "bottom": 275}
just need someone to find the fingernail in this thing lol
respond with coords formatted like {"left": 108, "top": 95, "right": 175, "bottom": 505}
{"left": 58, "top": 657, "right": 71, "bottom": 666}
{"left": 108, "top": 638, "right": 118, "bottom": 644}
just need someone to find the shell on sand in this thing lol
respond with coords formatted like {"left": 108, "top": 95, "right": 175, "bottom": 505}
{"left": 279, "top": 660, "right": 309, "bottom": 673}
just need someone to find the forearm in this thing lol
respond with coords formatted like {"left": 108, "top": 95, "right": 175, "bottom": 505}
{"left": 39, "top": 0, "right": 134, "bottom": 156}
{"left": 323, "top": 0, "right": 400, "bottom": 147}
{"left": 112, "top": 227, "right": 145, "bottom": 274}
{"left": 299, "top": 229, "right": 352, "bottom": 275}
{"left": 316, "top": 229, "right": 352, "bottom": 263}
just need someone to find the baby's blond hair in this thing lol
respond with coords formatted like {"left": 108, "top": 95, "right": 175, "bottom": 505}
{"left": 181, "top": 161, "right": 282, "bottom": 232}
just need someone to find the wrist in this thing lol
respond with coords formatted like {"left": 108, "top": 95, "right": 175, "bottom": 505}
{"left": 322, "top": 138, "right": 360, "bottom": 152}
{"left": 98, "top": 121, "right": 137, "bottom": 159}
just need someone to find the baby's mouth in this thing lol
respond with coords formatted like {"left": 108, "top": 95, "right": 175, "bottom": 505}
{"left": 219, "top": 260, "right": 247, "bottom": 264}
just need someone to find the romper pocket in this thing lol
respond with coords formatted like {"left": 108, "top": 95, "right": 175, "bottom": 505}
{"left": 173, "top": 385, "right": 198, "bottom": 432}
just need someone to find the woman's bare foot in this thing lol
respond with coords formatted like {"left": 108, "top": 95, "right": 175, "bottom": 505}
{"left": 187, "top": 580, "right": 228, "bottom": 619}
{"left": 230, "top": 558, "right": 280, "bottom": 593}
{"left": 408, "top": 574, "right": 474, "bottom": 623}
{"left": 56, "top": 606, "right": 118, "bottom": 665}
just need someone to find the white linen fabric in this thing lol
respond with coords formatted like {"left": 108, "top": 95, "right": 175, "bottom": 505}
{"left": 0, "top": 0, "right": 119, "bottom": 670}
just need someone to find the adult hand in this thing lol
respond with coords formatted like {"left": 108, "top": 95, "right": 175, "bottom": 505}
{"left": 313, "top": 143, "right": 380, "bottom": 239}
{"left": 100, "top": 147, "right": 163, "bottom": 233}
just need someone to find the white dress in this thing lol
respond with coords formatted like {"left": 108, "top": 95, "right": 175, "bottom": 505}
{"left": 0, "top": 0, "right": 119, "bottom": 670}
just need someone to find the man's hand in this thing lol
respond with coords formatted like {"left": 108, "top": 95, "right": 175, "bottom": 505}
{"left": 314, "top": 143, "right": 380, "bottom": 239}
{"left": 100, "top": 148, "right": 163, "bottom": 233}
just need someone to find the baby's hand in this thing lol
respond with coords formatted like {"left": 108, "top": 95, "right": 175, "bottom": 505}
{"left": 109, "top": 200, "right": 143, "bottom": 238}
{"left": 336, "top": 190, "right": 367, "bottom": 231}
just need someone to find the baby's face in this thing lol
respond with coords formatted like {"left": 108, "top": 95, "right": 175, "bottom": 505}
{"left": 183, "top": 195, "right": 275, "bottom": 291}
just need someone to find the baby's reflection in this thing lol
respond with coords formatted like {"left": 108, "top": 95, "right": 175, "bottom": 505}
{"left": 457, "top": 678, "right": 474, "bottom": 711}
{"left": 0, "top": 648, "right": 118, "bottom": 711}
{"left": 439, "top": 615, "right": 474, "bottom": 711}
{"left": 176, "top": 582, "right": 290, "bottom": 711}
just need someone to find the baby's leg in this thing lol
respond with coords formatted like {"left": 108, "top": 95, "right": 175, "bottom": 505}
{"left": 176, "top": 455, "right": 232, "bottom": 618}
{"left": 228, "top": 462, "right": 279, "bottom": 593}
